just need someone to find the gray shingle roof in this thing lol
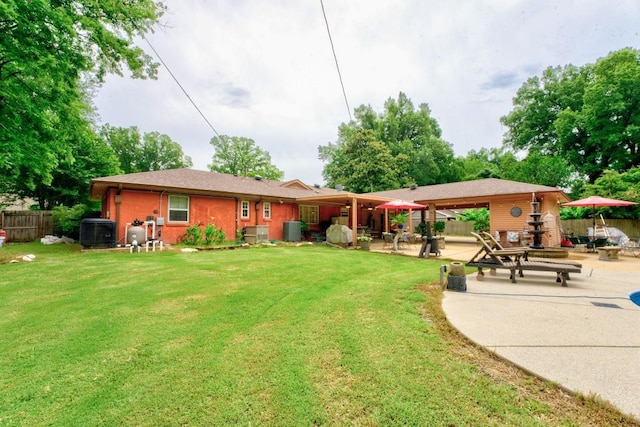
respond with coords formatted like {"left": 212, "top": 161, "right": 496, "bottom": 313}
{"left": 367, "top": 178, "right": 567, "bottom": 203}
{"left": 90, "top": 168, "right": 337, "bottom": 200}
{"left": 91, "top": 171, "right": 568, "bottom": 206}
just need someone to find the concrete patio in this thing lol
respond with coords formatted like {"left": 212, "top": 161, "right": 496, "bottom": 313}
{"left": 369, "top": 235, "right": 640, "bottom": 420}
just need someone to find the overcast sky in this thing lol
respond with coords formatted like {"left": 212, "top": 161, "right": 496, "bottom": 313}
{"left": 94, "top": 0, "right": 640, "bottom": 186}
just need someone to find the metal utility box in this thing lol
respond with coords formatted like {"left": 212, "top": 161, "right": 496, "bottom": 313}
{"left": 447, "top": 275, "right": 467, "bottom": 292}
{"left": 80, "top": 219, "right": 116, "bottom": 248}
{"left": 283, "top": 221, "right": 302, "bottom": 242}
{"left": 243, "top": 225, "right": 269, "bottom": 244}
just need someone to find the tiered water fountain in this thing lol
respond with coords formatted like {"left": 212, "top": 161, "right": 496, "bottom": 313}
{"left": 528, "top": 197, "right": 545, "bottom": 249}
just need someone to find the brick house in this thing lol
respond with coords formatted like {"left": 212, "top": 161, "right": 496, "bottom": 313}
{"left": 89, "top": 168, "right": 390, "bottom": 245}
{"left": 89, "top": 170, "right": 569, "bottom": 247}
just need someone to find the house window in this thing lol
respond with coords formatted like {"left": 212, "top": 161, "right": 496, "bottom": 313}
{"left": 241, "top": 201, "right": 250, "bottom": 219}
{"left": 263, "top": 202, "right": 271, "bottom": 220}
{"left": 168, "top": 195, "right": 189, "bottom": 222}
{"left": 299, "top": 205, "right": 319, "bottom": 224}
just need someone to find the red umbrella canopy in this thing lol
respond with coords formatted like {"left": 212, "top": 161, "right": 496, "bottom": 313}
{"left": 375, "top": 199, "right": 426, "bottom": 210}
{"left": 562, "top": 195, "right": 638, "bottom": 207}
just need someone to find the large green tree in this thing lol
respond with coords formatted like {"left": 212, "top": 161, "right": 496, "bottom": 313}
{"left": 100, "top": 125, "right": 192, "bottom": 174}
{"left": 0, "top": 0, "right": 165, "bottom": 204}
{"left": 561, "top": 168, "right": 640, "bottom": 220}
{"left": 34, "top": 124, "right": 122, "bottom": 209}
{"left": 319, "top": 92, "right": 460, "bottom": 192}
{"left": 501, "top": 48, "right": 640, "bottom": 183}
{"left": 502, "top": 151, "right": 574, "bottom": 188}
{"left": 209, "top": 135, "right": 284, "bottom": 180}
{"left": 457, "top": 147, "right": 518, "bottom": 180}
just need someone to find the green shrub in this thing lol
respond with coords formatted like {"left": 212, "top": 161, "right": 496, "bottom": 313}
{"left": 184, "top": 223, "right": 203, "bottom": 245}
{"left": 52, "top": 204, "right": 101, "bottom": 240}
{"left": 183, "top": 222, "right": 226, "bottom": 246}
{"left": 204, "top": 223, "right": 225, "bottom": 245}
{"left": 457, "top": 208, "right": 489, "bottom": 232}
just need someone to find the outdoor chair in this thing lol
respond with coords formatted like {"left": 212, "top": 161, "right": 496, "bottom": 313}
{"left": 382, "top": 232, "right": 394, "bottom": 249}
{"left": 620, "top": 238, "right": 640, "bottom": 257}
{"left": 467, "top": 232, "right": 581, "bottom": 286}
{"left": 569, "top": 236, "right": 611, "bottom": 252}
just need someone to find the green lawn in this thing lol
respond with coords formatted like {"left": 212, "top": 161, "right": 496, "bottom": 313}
{"left": 0, "top": 243, "right": 635, "bottom": 426}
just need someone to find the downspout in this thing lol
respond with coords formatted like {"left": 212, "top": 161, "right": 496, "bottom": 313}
{"left": 255, "top": 199, "right": 262, "bottom": 226}
{"left": 114, "top": 185, "right": 122, "bottom": 242}
{"left": 235, "top": 198, "right": 239, "bottom": 235}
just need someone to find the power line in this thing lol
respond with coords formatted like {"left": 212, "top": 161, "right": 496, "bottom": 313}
{"left": 320, "top": 0, "right": 352, "bottom": 122}
{"left": 141, "top": 34, "right": 221, "bottom": 137}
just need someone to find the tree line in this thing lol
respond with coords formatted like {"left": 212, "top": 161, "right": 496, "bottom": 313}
{"left": 3, "top": 2, "right": 640, "bottom": 220}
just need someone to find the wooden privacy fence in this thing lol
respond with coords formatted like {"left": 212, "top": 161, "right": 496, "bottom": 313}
{"left": 441, "top": 219, "right": 640, "bottom": 239}
{"left": 443, "top": 221, "right": 475, "bottom": 236}
{"left": 0, "top": 211, "right": 54, "bottom": 242}
{"left": 560, "top": 219, "right": 640, "bottom": 239}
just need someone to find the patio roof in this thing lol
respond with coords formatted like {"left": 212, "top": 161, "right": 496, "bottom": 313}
{"left": 296, "top": 192, "right": 394, "bottom": 208}
{"left": 368, "top": 178, "right": 570, "bottom": 209}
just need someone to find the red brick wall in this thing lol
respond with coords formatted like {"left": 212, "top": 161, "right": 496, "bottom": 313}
{"left": 101, "top": 188, "right": 303, "bottom": 244}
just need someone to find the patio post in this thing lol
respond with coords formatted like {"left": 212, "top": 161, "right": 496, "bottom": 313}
{"left": 350, "top": 196, "right": 358, "bottom": 245}
{"left": 429, "top": 203, "right": 437, "bottom": 230}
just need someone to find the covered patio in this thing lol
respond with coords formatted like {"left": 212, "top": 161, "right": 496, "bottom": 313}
{"left": 296, "top": 192, "right": 426, "bottom": 245}
{"left": 367, "top": 178, "right": 572, "bottom": 248}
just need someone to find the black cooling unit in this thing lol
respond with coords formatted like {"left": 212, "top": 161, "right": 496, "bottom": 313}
{"left": 79, "top": 219, "right": 117, "bottom": 248}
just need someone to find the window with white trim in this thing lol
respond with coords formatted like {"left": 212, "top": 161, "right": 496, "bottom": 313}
{"left": 299, "top": 205, "right": 319, "bottom": 224}
{"left": 168, "top": 195, "right": 189, "bottom": 222}
{"left": 241, "top": 201, "right": 250, "bottom": 219}
{"left": 263, "top": 201, "right": 271, "bottom": 219}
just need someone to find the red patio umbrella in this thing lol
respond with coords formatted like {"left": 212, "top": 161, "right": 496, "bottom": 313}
{"left": 375, "top": 199, "right": 426, "bottom": 210}
{"left": 562, "top": 195, "right": 638, "bottom": 235}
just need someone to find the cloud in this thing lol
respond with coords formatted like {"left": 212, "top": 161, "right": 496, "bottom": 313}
{"left": 218, "top": 84, "right": 251, "bottom": 109}
{"left": 480, "top": 72, "right": 521, "bottom": 91}
{"left": 94, "top": 0, "right": 640, "bottom": 185}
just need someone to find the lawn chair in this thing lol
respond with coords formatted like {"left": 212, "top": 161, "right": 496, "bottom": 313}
{"left": 480, "top": 231, "right": 582, "bottom": 269}
{"left": 467, "top": 232, "right": 581, "bottom": 286}
{"left": 569, "top": 236, "right": 610, "bottom": 253}
{"left": 620, "top": 238, "right": 640, "bottom": 257}
{"left": 382, "top": 232, "right": 394, "bottom": 250}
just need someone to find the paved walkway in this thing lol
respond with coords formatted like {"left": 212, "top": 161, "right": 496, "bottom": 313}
{"left": 371, "top": 237, "right": 640, "bottom": 420}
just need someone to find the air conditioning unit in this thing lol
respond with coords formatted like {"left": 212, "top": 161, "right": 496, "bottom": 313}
{"left": 283, "top": 221, "right": 301, "bottom": 242}
{"left": 79, "top": 219, "right": 117, "bottom": 248}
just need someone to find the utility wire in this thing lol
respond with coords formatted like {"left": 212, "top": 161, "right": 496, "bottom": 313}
{"left": 320, "top": 0, "right": 352, "bottom": 122}
{"left": 142, "top": 34, "right": 221, "bottom": 137}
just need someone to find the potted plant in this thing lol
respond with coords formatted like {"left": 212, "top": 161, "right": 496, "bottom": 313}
{"left": 416, "top": 221, "right": 430, "bottom": 237}
{"left": 390, "top": 212, "right": 409, "bottom": 230}
{"left": 433, "top": 220, "right": 446, "bottom": 249}
{"left": 300, "top": 219, "right": 309, "bottom": 240}
{"left": 357, "top": 234, "right": 372, "bottom": 250}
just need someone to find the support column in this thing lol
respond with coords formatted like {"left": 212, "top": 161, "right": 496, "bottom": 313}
{"left": 350, "top": 196, "right": 358, "bottom": 246}
{"left": 429, "top": 203, "right": 437, "bottom": 231}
